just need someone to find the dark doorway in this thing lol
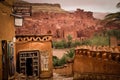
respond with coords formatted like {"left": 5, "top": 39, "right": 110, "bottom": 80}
{"left": 1, "top": 40, "right": 8, "bottom": 80}
{"left": 26, "top": 58, "right": 33, "bottom": 76}
{"left": 18, "top": 50, "right": 40, "bottom": 77}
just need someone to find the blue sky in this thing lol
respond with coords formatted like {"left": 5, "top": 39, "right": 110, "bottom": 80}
{"left": 23, "top": 0, "right": 120, "bottom": 13}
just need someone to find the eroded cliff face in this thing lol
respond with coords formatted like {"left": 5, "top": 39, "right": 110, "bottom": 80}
{"left": 15, "top": 3, "right": 103, "bottom": 40}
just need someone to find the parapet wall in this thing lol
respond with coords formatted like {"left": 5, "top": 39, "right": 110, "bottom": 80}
{"left": 73, "top": 46, "right": 120, "bottom": 79}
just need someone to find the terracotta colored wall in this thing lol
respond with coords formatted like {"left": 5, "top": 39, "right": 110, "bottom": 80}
{"left": 74, "top": 56, "right": 120, "bottom": 73}
{"left": 73, "top": 46, "right": 120, "bottom": 79}
{"left": 0, "top": 43, "right": 2, "bottom": 79}
{"left": 0, "top": 1, "right": 15, "bottom": 79}
{"left": 15, "top": 36, "right": 53, "bottom": 78}
{"left": 0, "top": 0, "right": 15, "bottom": 40}
{"left": 53, "top": 63, "right": 73, "bottom": 76}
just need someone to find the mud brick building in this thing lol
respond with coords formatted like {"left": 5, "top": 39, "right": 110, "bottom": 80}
{"left": 0, "top": 0, "right": 119, "bottom": 80}
{"left": 0, "top": 0, "right": 16, "bottom": 79}
{"left": 15, "top": 35, "right": 53, "bottom": 78}
{"left": 15, "top": 1, "right": 103, "bottom": 41}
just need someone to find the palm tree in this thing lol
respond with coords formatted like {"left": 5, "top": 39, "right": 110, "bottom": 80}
{"left": 116, "top": 2, "right": 120, "bottom": 8}
{"left": 104, "top": 2, "right": 120, "bottom": 26}
{"left": 102, "top": 2, "right": 120, "bottom": 45}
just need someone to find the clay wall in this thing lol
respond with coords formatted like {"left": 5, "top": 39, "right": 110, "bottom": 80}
{"left": 73, "top": 46, "right": 120, "bottom": 79}
{"left": 15, "top": 35, "right": 53, "bottom": 78}
{"left": 0, "top": 0, "right": 15, "bottom": 79}
{"left": 53, "top": 63, "right": 73, "bottom": 76}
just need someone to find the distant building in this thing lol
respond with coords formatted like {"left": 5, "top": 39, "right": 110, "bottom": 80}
{"left": 14, "top": 1, "right": 102, "bottom": 41}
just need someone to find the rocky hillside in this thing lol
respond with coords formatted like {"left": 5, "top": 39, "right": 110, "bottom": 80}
{"left": 32, "top": 3, "right": 67, "bottom": 13}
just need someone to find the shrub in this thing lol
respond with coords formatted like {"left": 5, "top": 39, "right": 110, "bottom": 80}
{"left": 89, "top": 35, "right": 109, "bottom": 46}
{"left": 52, "top": 40, "right": 82, "bottom": 49}
{"left": 53, "top": 48, "right": 75, "bottom": 67}
{"left": 52, "top": 55, "right": 67, "bottom": 67}
{"left": 82, "top": 39, "right": 91, "bottom": 45}
{"left": 58, "top": 54, "right": 67, "bottom": 66}
{"left": 67, "top": 35, "right": 73, "bottom": 48}
{"left": 53, "top": 56, "right": 60, "bottom": 66}
{"left": 71, "top": 40, "right": 82, "bottom": 47}
{"left": 65, "top": 48, "right": 75, "bottom": 58}
{"left": 52, "top": 40, "right": 67, "bottom": 49}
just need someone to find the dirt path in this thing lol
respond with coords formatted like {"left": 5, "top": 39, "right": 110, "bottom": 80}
{"left": 53, "top": 73, "right": 73, "bottom": 80}
{"left": 52, "top": 49, "right": 69, "bottom": 59}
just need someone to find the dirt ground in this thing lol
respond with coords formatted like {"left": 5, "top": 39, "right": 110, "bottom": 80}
{"left": 8, "top": 72, "right": 73, "bottom": 80}
{"left": 52, "top": 49, "right": 69, "bottom": 59}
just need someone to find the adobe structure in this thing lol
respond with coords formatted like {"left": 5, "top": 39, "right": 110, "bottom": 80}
{"left": 0, "top": 0, "right": 15, "bottom": 79}
{"left": 15, "top": 35, "right": 53, "bottom": 78}
{"left": 73, "top": 45, "right": 120, "bottom": 79}
{"left": 14, "top": 1, "right": 103, "bottom": 41}
{"left": 12, "top": 1, "right": 54, "bottom": 78}
{"left": 12, "top": 1, "right": 120, "bottom": 79}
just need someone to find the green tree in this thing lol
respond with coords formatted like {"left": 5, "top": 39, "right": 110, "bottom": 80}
{"left": 67, "top": 34, "right": 72, "bottom": 48}
{"left": 52, "top": 48, "right": 75, "bottom": 67}
{"left": 52, "top": 40, "right": 67, "bottom": 49}
{"left": 116, "top": 2, "right": 120, "bottom": 8}
{"left": 71, "top": 40, "right": 82, "bottom": 47}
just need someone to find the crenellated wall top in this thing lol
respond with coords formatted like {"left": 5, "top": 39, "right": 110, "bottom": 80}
{"left": 75, "top": 45, "right": 120, "bottom": 63}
